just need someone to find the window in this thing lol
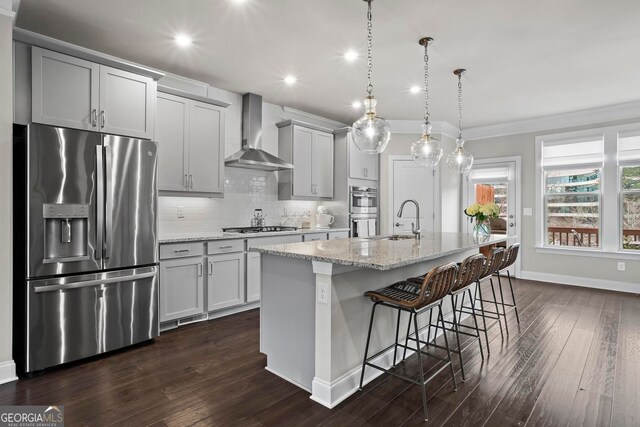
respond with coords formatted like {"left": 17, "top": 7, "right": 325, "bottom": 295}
{"left": 541, "top": 137, "right": 603, "bottom": 248}
{"left": 618, "top": 132, "right": 640, "bottom": 251}
{"left": 536, "top": 123, "right": 640, "bottom": 257}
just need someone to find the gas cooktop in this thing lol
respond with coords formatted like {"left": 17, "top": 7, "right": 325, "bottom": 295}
{"left": 222, "top": 226, "right": 299, "bottom": 234}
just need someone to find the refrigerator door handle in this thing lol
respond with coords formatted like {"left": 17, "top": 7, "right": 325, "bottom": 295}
{"left": 33, "top": 270, "right": 157, "bottom": 293}
{"left": 104, "top": 144, "right": 113, "bottom": 258}
{"left": 96, "top": 145, "right": 104, "bottom": 260}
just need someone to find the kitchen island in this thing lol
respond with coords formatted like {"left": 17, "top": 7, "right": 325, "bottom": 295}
{"left": 250, "top": 232, "right": 511, "bottom": 408}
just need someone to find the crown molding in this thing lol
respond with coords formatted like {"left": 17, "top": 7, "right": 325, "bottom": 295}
{"left": 465, "top": 100, "right": 640, "bottom": 141}
{"left": 282, "top": 106, "right": 347, "bottom": 129}
{"left": 388, "top": 120, "right": 458, "bottom": 139}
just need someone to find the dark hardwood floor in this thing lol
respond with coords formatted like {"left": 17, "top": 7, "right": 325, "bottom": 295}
{"left": 1, "top": 278, "right": 639, "bottom": 426}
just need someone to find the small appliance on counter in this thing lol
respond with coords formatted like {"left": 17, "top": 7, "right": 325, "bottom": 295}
{"left": 316, "top": 205, "right": 335, "bottom": 229}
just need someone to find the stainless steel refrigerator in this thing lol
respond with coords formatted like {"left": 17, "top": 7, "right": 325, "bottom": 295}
{"left": 13, "top": 123, "right": 159, "bottom": 373}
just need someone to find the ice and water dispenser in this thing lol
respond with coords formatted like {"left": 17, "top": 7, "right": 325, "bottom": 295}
{"left": 42, "top": 204, "right": 90, "bottom": 263}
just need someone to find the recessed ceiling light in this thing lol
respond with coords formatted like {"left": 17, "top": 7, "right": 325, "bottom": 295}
{"left": 174, "top": 34, "right": 192, "bottom": 47}
{"left": 409, "top": 85, "right": 421, "bottom": 94}
{"left": 284, "top": 75, "right": 297, "bottom": 85}
{"left": 344, "top": 50, "right": 359, "bottom": 62}
{"left": 352, "top": 101, "right": 362, "bottom": 109}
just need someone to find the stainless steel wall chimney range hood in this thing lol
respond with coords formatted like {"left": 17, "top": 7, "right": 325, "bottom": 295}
{"left": 224, "top": 93, "right": 294, "bottom": 171}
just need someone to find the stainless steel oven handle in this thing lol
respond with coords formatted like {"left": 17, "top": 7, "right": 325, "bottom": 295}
{"left": 104, "top": 145, "right": 113, "bottom": 258}
{"left": 34, "top": 271, "right": 157, "bottom": 293}
{"left": 95, "top": 145, "right": 104, "bottom": 260}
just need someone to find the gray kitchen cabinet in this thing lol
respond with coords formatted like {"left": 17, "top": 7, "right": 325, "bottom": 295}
{"left": 207, "top": 252, "right": 245, "bottom": 311}
{"left": 348, "top": 130, "right": 379, "bottom": 181}
{"left": 31, "top": 47, "right": 99, "bottom": 131}
{"left": 99, "top": 66, "right": 155, "bottom": 139}
{"left": 303, "top": 233, "right": 328, "bottom": 242}
{"left": 155, "top": 91, "right": 225, "bottom": 194}
{"left": 159, "top": 257, "right": 205, "bottom": 322}
{"left": 277, "top": 120, "right": 334, "bottom": 200}
{"left": 156, "top": 93, "right": 189, "bottom": 191}
{"left": 31, "top": 47, "right": 155, "bottom": 139}
{"left": 246, "top": 251, "right": 261, "bottom": 303}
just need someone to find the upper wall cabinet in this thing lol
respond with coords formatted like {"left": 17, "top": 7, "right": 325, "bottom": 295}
{"left": 156, "top": 91, "right": 225, "bottom": 194}
{"left": 277, "top": 120, "right": 334, "bottom": 200}
{"left": 31, "top": 47, "right": 155, "bottom": 139}
{"left": 333, "top": 128, "right": 379, "bottom": 182}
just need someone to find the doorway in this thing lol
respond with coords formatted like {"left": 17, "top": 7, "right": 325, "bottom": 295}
{"left": 388, "top": 156, "right": 439, "bottom": 235}
{"left": 463, "top": 157, "right": 521, "bottom": 276}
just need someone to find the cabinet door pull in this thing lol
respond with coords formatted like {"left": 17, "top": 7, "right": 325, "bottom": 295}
{"left": 198, "top": 263, "right": 203, "bottom": 276}
{"left": 184, "top": 174, "right": 188, "bottom": 188}
{"left": 174, "top": 249, "right": 190, "bottom": 253}
{"left": 209, "top": 261, "right": 213, "bottom": 276}
{"left": 189, "top": 175, "right": 194, "bottom": 189}
{"left": 100, "top": 110, "right": 105, "bottom": 129}
{"left": 91, "top": 109, "right": 97, "bottom": 126}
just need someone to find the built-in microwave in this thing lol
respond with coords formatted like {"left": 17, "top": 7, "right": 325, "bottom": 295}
{"left": 350, "top": 186, "right": 378, "bottom": 215}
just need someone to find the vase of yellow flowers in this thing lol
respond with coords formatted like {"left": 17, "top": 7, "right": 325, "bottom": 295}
{"left": 464, "top": 202, "right": 500, "bottom": 237}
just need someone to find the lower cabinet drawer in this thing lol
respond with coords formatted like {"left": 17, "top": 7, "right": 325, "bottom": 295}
{"left": 160, "top": 242, "right": 204, "bottom": 260}
{"left": 207, "top": 239, "right": 244, "bottom": 255}
{"left": 303, "top": 232, "right": 328, "bottom": 242}
{"left": 246, "top": 234, "right": 303, "bottom": 248}
{"left": 328, "top": 231, "right": 349, "bottom": 239}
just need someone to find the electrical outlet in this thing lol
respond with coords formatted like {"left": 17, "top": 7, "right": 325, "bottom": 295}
{"left": 177, "top": 206, "right": 185, "bottom": 219}
{"left": 317, "top": 282, "right": 329, "bottom": 305}
{"left": 617, "top": 262, "right": 626, "bottom": 271}
{"left": 523, "top": 208, "right": 533, "bottom": 216}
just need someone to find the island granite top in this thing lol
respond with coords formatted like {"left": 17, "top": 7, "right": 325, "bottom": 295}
{"left": 249, "top": 232, "right": 513, "bottom": 271}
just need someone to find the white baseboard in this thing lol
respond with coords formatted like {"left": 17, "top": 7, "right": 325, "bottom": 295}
{"left": 310, "top": 311, "right": 468, "bottom": 409}
{"left": 0, "top": 360, "right": 17, "bottom": 385}
{"left": 520, "top": 270, "right": 640, "bottom": 294}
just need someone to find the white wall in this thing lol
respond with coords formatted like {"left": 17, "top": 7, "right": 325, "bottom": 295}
{"left": 0, "top": 4, "right": 16, "bottom": 384}
{"left": 468, "top": 118, "right": 640, "bottom": 287}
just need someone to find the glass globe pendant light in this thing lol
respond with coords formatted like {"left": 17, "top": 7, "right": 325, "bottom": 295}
{"left": 446, "top": 68, "right": 474, "bottom": 174}
{"left": 411, "top": 37, "right": 443, "bottom": 167}
{"left": 352, "top": 0, "right": 391, "bottom": 154}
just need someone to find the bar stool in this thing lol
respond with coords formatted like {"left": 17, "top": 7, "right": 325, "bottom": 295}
{"left": 459, "top": 247, "right": 506, "bottom": 355}
{"left": 493, "top": 243, "right": 521, "bottom": 331}
{"left": 440, "top": 254, "right": 487, "bottom": 382}
{"left": 359, "top": 262, "right": 459, "bottom": 422}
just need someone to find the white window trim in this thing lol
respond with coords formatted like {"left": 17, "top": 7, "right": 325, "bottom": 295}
{"left": 535, "top": 123, "right": 640, "bottom": 259}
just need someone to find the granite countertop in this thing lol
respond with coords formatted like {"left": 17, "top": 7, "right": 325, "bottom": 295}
{"left": 158, "top": 228, "right": 350, "bottom": 244}
{"left": 249, "top": 232, "right": 513, "bottom": 271}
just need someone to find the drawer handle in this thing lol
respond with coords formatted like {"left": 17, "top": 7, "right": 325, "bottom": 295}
{"left": 219, "top": 245, "right": 234, "bottom": 249}
{"left": 174, "top": 249, "right": 191, "bottom": 253}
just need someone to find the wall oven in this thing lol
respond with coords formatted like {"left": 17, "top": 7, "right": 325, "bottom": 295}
{"left": 350, "top": 186, "right": 378, "bottom": 215}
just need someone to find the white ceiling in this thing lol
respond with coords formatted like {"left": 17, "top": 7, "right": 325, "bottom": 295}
{"left": 15, "top": 0, "right": 640, "bottom": 128}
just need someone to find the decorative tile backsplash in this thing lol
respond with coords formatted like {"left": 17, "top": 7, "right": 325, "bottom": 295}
{"left": 159, "top": 168, "right": 320, "bottom": 236}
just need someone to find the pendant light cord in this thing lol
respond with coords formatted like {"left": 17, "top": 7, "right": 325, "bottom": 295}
{"left": 423, "top": 41, "right": 430, "bottom": 125}
{"left": 366, "top": 0, "right": 373, "bottom": 95}
{"left": 458, "top": 72, "right": 463, "bottom": 140}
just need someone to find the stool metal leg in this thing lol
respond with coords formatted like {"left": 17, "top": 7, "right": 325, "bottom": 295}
{"left": 359, "top": 302, "right": 379, "bottom": 391}
{"left": 438, "top": 303, "right": 458, "bottom": 391}
{"left": 426, "top": 309, "right": 434, "bottom": 348}
{"left": 412, "top": 309, "right": 429, "bottom": 422}
{"left": 507, "top": 270, "right": 520, "bottom": 324}
{"left": 450, "top": 294, "right": 466, "bottom": 382}
{"left": 402, "top": 311, "right": 413, "bottom": 361}
{"left": 392, "top": 309, "right": 401, "bottom": 367}
{"left": 476, "top": 282, "right": 491, "bottom": 355}
{"left": 497, "top": 273, "right": 509, "bottom": 334}
{"left": 467, "top": 288, "right": 485, "bottom": 361}
{"left": 489, "top": 278, "right": 504, "bottom": 340}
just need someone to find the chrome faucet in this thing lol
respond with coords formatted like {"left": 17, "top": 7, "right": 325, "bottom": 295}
{"left": 397, "top": 199, "right": 421, "bottom": 239}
